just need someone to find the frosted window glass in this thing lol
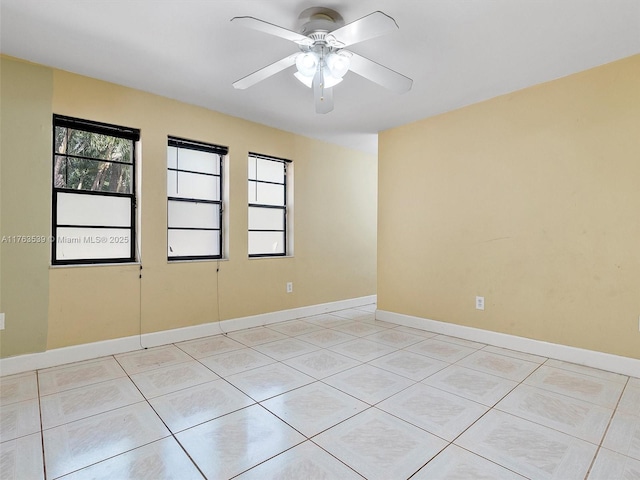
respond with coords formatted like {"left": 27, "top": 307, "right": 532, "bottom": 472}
{"left": 167, "top": 170, "right": 219, "bottom": 201}
{"left": 167, "top": 146, "right": 178, "bottom": 169}
{"left": 248, "top": 155, "right": 257, "bottom": 179}
{"left": 248, "top": 207, "right": 284, "bottom": 231}
{"left": 168, "top": 147, "right": 219, "bottom": 174}
{"left": 55, "top": 227, "right": 131, "bottom": 260}
{"left": 168, "top": 201, "right": 219, "bottom": 229}
{"left": 248, "top": 231, "right": 285, "bottom": 255}
{"left": 249, "top": 157, "right": 284, "bottom": 183}
{"left": 248, "top": 181, "right": 284, "bottom": 206}
{"left": 168, "top": 230, "right": 220, "bottom": 257}
{"left": 248, "top": 181, "right": 256, "bottom": 202}
{"left": 57, "top": 192, "right": 131, "bottom": 227}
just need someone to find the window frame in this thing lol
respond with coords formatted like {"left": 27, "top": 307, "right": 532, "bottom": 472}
{"left": 167, "top": 136, "right": 227, "bottom": 262}
{"left": 248, "top": 152, "right": 292, "bottom": 258}
{"left": 51, "top": 114, "right": 139, "bottom": 266}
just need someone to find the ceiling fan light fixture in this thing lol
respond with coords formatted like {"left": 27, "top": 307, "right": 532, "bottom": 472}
{"left": 326, "top": 52, "right": 350, "bottom": 78}
{"left": 295, "top": 52, "right": 318, "bottom": 77}
{"left": 294, "top": 71, "right": 314, "bottom": 88}
{"left": 322, "top": 67, "right": 343, "bottom": 88}
{"left": 295, "top": 69, "right": 342, "bottom": 88}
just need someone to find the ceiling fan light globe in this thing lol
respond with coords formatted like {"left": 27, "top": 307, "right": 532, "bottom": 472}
{"left": 295, "top": 52, "right": 318, "bottom": 76}
{"left": 322, "top": 67, "right": 343, "bottom": 88}
{"left": 294, "top": 71, "right": 314, "bottom": 88}
{"left": 325, "top": 76, "right": 343, "bottom": 88}
{"left": 326, "top": 52, "right": 350, "bottom": 78}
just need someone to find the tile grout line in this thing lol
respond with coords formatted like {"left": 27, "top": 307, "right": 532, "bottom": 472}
{"left": 427, "top": 358, "right": 549, "bottom": 478}
{"left": 117, "top": 351, "right": 209, "bottom": 480}
{"left": 35, "top": 369, "right": 47, "bottom": 480}
{"left": 582, "top": 376, "right": 630, "bottom": 480}
{"left": 306, "top": 435, "right": 369, "bottom": 479}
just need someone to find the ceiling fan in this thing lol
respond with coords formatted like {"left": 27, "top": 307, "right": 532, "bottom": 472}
{"left": 231, "top": 7, "right": 413, "bottom": 114}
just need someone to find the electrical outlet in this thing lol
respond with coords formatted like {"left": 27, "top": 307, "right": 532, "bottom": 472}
{"left": 286, "top": 282, "right": 293, "bottom": 293}
{"left": 0, "top": 313, "right": 5, "bottom": 330}
{"left": 475, "top": 296, "right": 485, "bottom": 311}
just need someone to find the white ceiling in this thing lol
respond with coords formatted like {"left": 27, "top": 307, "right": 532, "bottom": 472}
{"left": 1, "top": 0, "right": 639, "bottom": 154}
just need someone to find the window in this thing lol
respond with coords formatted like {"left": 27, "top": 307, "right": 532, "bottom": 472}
{"left": 52, "top": 115, "right": 139, "bottom": 265}
{"left": 248, "top": 153, "right": 291, "bottom": 257}
{"left": 167, "top": 137, "right": 227, "bottom": 260}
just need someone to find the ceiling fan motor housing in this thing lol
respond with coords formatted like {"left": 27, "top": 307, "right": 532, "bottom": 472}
{"left": 297, "top": 7, "right": 345, "bottom": 35}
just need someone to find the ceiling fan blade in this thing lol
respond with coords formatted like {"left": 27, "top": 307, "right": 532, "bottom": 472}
{"left": 328, "top": 11, "right": 398, "bottom": 47}
{"left": 313, "top": 69, "right": 334, "bottom": 114}
{"left": 347, "top": 51, "right": 413, "bottom": 94}
{"left": 232, "top": 54, "right": 298, "bottom": 90}
{"left": 231, "top": 16, "right": 310, "bottom": 44}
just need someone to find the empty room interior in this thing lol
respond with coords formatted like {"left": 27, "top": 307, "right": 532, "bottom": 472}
{"left": 0, "top": 1, "right": 639, "bottom": 479}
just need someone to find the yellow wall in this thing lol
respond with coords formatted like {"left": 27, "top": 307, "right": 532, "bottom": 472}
{"left": 0, "top": 56, "right": 377, "bottom": 355}
{"left": 379, "top": 55, "right": 640, "bottom": 359}
{"left": 0, "top": 59, "right": 52, "bottom": 357}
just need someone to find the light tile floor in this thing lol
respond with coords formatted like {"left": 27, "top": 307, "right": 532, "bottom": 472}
{"left": 1, "top": 305, "right": 639, "bottom": 479}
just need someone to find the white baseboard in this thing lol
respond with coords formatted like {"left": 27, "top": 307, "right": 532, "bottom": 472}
{"left": 376, "top": 309, "right": 640, "bottom": 378}
{"left": 0, "top": 295, "right": 376, "bottom": 376}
